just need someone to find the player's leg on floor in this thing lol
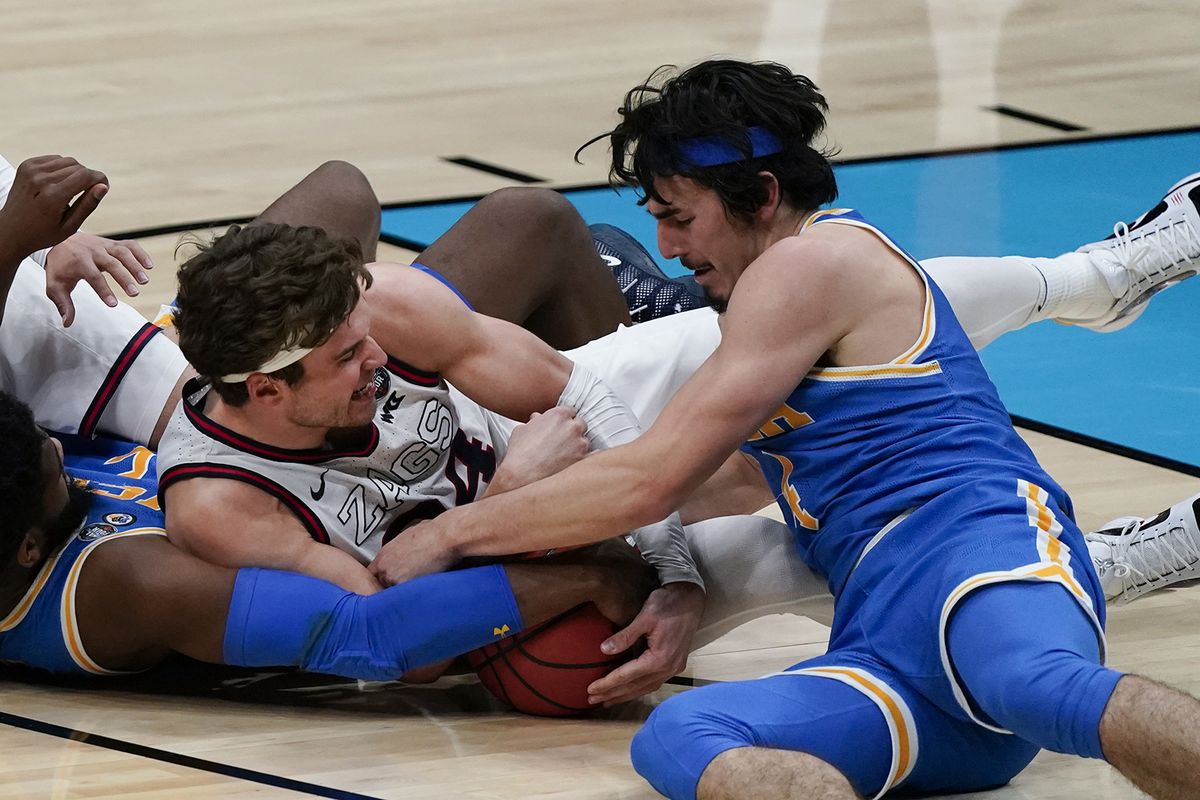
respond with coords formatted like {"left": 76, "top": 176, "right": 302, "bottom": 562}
{"left": 253, "top": 160, "right": 382, "bottom": 261}
{"left": 1099, "top": 674, "right": 1200, "bottom": 800}
{"left": 685, "top": 515, "right": 832, "bottom": 648}
{"left": 948, "top": 579, "right": 1200, "bottom": 797}
{"left": 920, "top": 254, "right": 1113, "bottom": 349}
{"left": 698, "top": 749, "right": 856, "bottom": 800}
{"left": 631, "top": 668, "right": 894, "bottom": 800}
{"left": 413, "top": 187, "right": 631, "bottom": 350}
{"left": 946, "top": 581, "right": 1119, "bottom": 757}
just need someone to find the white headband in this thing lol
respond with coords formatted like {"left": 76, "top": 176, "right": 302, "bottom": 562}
{"left": 219, "top": 344, "right": 314, "bottom": 383}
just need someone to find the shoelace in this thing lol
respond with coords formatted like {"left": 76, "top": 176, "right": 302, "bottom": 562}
{"left": 1108, "top": 214, "right": 1200, "bottom": 293}
{"left": 617, "top": 277, "right": 650, "bottom": 318}
{"left": 1107, "top": 518, "right": 1200, "bottom": 598}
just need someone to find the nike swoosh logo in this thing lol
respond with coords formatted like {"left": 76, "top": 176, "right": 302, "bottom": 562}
{"left": 310, "top": 470, "right": 328, "bottom": 501}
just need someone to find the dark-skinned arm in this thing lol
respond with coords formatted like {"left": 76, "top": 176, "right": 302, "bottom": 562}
{"left": 73, "top": 534, "right": 655, "bottom": 678}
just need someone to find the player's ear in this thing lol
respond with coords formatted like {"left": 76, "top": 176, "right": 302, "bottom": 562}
{"left": 755, "top": 171, "right": 783, "bottom": 221}
{"left": 245, "top": 374, "right": 283, "bottom": 404}
{"left": 14, "top": 531, "right": 45, "bottom": 568}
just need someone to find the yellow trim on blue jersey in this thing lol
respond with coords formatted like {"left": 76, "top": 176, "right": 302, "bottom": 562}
{"left": 0, "top": 550, "right": 63, "bottom": 633}
{"left": 800, "top": 207, "right": 858, "bottom": 229}
{"left": 937, "top": 479, "right": 1106, "bottom": 734}
{"left": 769, "top": 665, "right": 919, "bottom": 798}
{"left": 60, "top": 528, "right": 167, "bottom": 675}
{"left": 807, "top": 360, "right": 943, "bottom": 382}
{"left": 802, "top": 210, "right": 939, "bottom": 374}
{"left": 767, "top": 453, "right": 820, "bottom": 530}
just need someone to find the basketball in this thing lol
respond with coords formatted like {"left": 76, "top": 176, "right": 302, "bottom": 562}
{"left": 466, "top": 602, "right": 630, "bottom": 717}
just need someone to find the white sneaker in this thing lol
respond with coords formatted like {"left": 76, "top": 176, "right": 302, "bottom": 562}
{"left": 1087, "top": 493, "right": 1200, "bottom": 603}
{"left": 1061, "top": 173, "right": 1200, "bottom": 331}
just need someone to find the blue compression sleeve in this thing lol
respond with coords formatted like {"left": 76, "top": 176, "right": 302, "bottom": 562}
{"left": 222, "top": 564, "right": 523, "bottom": 681}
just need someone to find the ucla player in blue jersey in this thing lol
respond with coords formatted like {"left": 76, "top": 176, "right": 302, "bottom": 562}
{"left": 382, "top": 60, "right": 1200, "bottom": 798}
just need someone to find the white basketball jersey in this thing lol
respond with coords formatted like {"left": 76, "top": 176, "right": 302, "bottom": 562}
{"left": 156, "top": 357, "right": 508, "bottom": 563}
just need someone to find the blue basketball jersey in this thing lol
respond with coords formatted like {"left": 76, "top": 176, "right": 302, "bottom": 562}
{"left": 740, "top": 209, "right": 1075, "bottom": 596}
{"left": 0, "top": 434, "right": 166, "bottom": 676}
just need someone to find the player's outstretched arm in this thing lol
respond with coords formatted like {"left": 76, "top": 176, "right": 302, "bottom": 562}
{"left": 0, "top": 156, "right": 107, "bottom": 326}
{"left": 73, "top": 534, "right": 655, "bottom": 679}
{"left": 365, "top": 264, "right": 573, "bottom": 419}
{"left": 377, "top": 235, "right": 857, "bottom": 576}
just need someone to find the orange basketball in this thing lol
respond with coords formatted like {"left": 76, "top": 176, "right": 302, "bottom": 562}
{"left": 466, "top": 602, "right": 629, "bottom": 717}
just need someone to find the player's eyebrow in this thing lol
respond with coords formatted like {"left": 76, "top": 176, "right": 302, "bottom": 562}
{"left": 649, "top": 205, "right": 681, "bottom": 220}
{"left": 336, "top": 338, "right": 363, "bottom": 361}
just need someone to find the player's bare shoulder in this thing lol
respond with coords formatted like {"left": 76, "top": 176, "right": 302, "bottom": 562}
{"left": 794, "top": 220, "right": 927, "bottom": 365}
{"left": 164, "top": 475, "right": 303, "bottom": 561}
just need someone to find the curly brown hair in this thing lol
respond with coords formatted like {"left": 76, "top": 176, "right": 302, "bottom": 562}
{"left": 174, "top": 223, "right": 373, "bottom": 405}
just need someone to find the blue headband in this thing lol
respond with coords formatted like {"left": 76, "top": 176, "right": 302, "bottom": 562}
{"left": 676, "top": 126, "right": 784, "bottom": 168}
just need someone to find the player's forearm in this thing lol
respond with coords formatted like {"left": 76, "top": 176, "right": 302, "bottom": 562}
{"left": 223, "top": 565, "right": 524, "bottom": 680}
{"left": 0, "top": 221, "right": 31, "bottom": 326}
{"left": 0, "top": 256, "right": 19, "bottom": 327}
{"left": 444, "top": 445, "right": 684, "bottom": 560}
{"left": 505, "top": 561, "right": 607, "bottom": 628}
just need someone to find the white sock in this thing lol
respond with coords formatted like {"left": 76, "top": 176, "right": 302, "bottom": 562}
{"left": 1031, "top": 252, "right": 1120, "bottom": 322}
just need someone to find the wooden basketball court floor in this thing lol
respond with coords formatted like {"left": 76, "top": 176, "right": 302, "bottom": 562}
{"left": 3, "top": 0, "right": 1200, "bottom": 797}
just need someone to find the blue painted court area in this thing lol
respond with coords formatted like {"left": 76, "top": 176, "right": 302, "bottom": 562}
{"left": 380, "top": 130, "right": 1200, "bottom": 469}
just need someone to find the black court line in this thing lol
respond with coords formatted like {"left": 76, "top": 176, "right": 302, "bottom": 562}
{"left": 666, "top": 675, "right": 720, "bottom": 688}
{"left": 363, "top": 123, "right": 1200, "bottom": 214}
{"left": 94, "top": 123, "right": 1200, "bottom": 480}
{"left": 1012, "top": 415, "right": 1200, "bottom": 478}
{"left": 99, "top": 124, "right": 1200, "bottom": 241}
{"left": 105, "top": 214, "right": 255, "bottom": 242}
{"left": 379, "top": 231, "right": 431, "bottom": 252}
{"left": 442, "top": 156, "right": 546, "bottom": 184}
{"left": 985, "top": 105, "right": 1088, "bottom": 133}
{"left": 0, "top": 710, "right": 384, "bottom": 800}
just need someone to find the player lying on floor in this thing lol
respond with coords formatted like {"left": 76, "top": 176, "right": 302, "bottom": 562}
{"left": 2, "top": 152, "right": 1197, "bottom": 703}
{"left": 0, "top": 156, "right": 657, "bottom": 680}
{"left": 0, "top": 396, "right": 655, "bottom": 679}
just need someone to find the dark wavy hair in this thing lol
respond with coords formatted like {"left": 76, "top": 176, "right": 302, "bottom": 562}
{"left": 0, "top": 392, "right": 48, "bottom": 566}
{"left": 174, "top": 223, "right": 373, "bottom": 405}
{"left": 578, "top": 59, "right": 839, "bottom": 220}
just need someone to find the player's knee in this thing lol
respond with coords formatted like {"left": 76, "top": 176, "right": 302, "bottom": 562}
{"left": 631, "top": 693, "right": 754, "bottom": 800}
{"left": 477, "top": 187, "right": 587, "bottom": 252}
{"left": 313, "top": 160, "right": 379, "bottom": 216}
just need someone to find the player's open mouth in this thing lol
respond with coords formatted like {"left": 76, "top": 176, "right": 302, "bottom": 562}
{"left": 351, "top": 382, "right": 373, "bottom": 401}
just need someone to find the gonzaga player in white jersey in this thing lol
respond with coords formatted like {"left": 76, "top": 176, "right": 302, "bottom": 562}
{"left": 158, "top": 356, "right": 508, "bottom": 564}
